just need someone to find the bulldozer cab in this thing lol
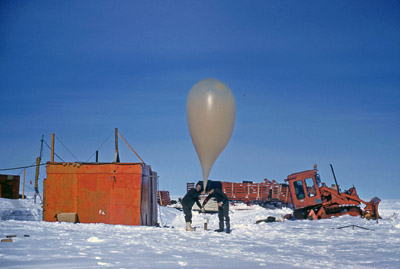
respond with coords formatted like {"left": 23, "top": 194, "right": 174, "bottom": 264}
{"left": 285, "top": 168, "right": 322, "bottom": 210}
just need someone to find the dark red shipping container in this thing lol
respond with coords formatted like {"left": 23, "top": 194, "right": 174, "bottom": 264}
{"left": 0, "top": 174, "right": 20, "bottom": 199}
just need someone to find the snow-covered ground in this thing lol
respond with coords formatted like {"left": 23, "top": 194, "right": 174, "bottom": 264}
{"left": 1, "top": 197, "right": 399, "bottom": 268}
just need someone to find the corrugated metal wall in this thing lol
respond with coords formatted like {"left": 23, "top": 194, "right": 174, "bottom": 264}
{"left": 140, "top": 164, "right": 158, "bottom": 226}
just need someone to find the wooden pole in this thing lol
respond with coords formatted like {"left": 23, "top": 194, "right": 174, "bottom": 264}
{"left": 158, "top": 190, "right": 163, "bottom": 206}
{"left": 22, "top": 168, "right": 26, "bottom": 199}
{"left": 34, "top": 157, "right": 40, "bottom": 191}
{"left": 117, "top": 133, "right": 145, "bottom": 164}
{"left": 51, "top": 133, "right": 55, "bottom": 162}
{"left": 34, "top": 157, "right": 40, "bottom": 203}
{"left": 114, "top": 128, "right": 120, "bottom": 163}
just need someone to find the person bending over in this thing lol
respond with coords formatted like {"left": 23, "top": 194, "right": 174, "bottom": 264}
{"left": 181, "top": 183, "right": 202, "bottom": 231}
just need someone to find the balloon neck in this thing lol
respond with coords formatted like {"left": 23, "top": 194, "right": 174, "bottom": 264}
{"left": 203, "top": 179, "right": 208, "bottom": 192}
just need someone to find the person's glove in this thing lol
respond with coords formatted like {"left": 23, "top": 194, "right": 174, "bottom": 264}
{"left": 218, "top": 202, "right": 223, "bottom": 207}
{"left": 201, "top": 207, "right": 205, "bottom": 213}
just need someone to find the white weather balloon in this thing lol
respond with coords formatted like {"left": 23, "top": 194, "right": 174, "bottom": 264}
{"left": 187, "top": 78, "right": 236, "bottom": 191}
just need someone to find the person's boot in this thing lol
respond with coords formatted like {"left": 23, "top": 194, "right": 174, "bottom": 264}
{"left": 186, "top": 222, "right": 195, "bottom": 231}
{"left": 214, "top": 222, "right": 224, "bottom": 232}
{"left": 226, "top": 220, "right": 231, "bottom": 234}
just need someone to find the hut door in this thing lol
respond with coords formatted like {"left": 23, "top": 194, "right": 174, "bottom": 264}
{"left": 77, "top": 175, "right": 110, "bottom": 223}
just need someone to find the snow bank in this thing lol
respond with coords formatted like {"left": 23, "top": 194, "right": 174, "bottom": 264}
{"left": 0, "top": 198, "right": 399, "bottom": 268}
{"left": 0, "top": 197, "right": 42, "bottom": 221}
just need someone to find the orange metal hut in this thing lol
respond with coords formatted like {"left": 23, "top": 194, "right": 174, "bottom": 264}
{"left": 43, "top": 162, "right": 157, "bottom": 226}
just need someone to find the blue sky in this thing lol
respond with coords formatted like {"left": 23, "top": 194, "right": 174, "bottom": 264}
{"left": 1, "top": 1, "right": 399, "bottom": 199}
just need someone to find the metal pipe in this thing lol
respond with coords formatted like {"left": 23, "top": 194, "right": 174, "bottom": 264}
{"left": 114, "top": 128, "right": 120, "bottom": 163}
{"left": 34, "top": 157, "right": 40, "bottom": 203}
{"left": 330, "top": 164, "right": 340, "bottom": 195}
{"left": 22, "top": 168, "right": 26, "bottom": 199}
{"left": 51, "top": 133, "right": 55, "bottom": 162}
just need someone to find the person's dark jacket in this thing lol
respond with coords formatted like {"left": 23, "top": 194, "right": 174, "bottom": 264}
{"left": 203, "top": 188, "right": 228, "bottom": 205}
{"left": 182, "top": 188, "right": 202, "bottom": 208}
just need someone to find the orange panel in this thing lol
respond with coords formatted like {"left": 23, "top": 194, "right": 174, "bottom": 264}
{"left": 44, "top": 163, "right": 143, "bottom": 225}
{"left": 109, "top": 174, "right": 142, "bottom": 225}
{"left": 77, "top": 173, "right": 110, "bottom": 224}
{"left": 43, "top": 173, "right": 77, "bottom": 222}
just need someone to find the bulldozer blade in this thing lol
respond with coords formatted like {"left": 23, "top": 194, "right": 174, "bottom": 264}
{"left": 371, "top": 196, "right": 381, "bottom": 206}
{"left": 370, "top": 196, "right": 381, "bottom": 219}
{"left": 362, "top": 196, "right": 381, "bottom": 220}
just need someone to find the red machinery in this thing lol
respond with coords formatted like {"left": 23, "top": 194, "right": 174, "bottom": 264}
{"left": 158, "top": 191, "right": 172, "bottom": 206}
{"left": 0, "top": 174, "right": 20, "bottom": 199}
{"left": 187, "top": 179, "right": 291, "bottom": 207}
{"left": 187, "top": 164, "right": 380, "bottom": 220}
{"left": 220, "top": 180, "right": 291, "bottom": 206}
{"left": 284, "top": 165, "right": 381, "bottom": 220}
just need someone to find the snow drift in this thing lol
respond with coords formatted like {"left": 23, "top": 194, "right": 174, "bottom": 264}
{"left": 0, "top": 197, "right": 399, "bottom": 268}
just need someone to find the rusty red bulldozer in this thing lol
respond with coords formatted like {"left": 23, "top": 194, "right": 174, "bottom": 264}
{"left": 188, "top": 164, "right": 381, "bottom": 220}
{"left": 285, "top": 164, "right": 381, "bottom": 220}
